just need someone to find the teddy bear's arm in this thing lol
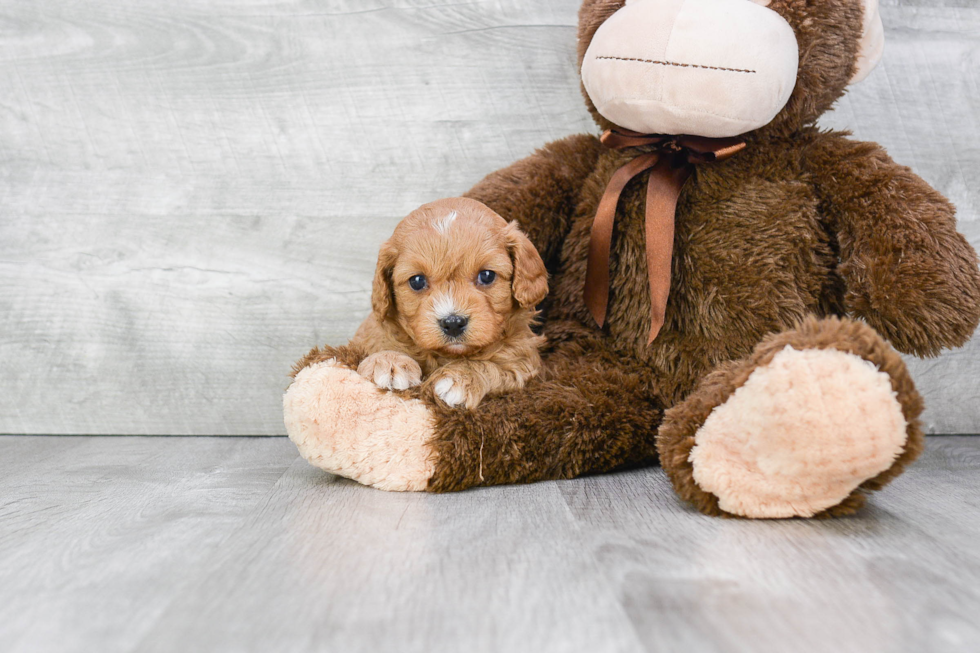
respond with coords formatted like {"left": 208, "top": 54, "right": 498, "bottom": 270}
{"left": 808, "top": 133, "right": 980, "bottom": 356}
{"left": 464, "top": 133, "right": 603, "bottom": 264}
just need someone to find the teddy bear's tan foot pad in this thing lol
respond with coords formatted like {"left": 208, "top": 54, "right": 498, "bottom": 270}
{"left": 689, "top": 346, "right": 908, "bottom": 518}
{"left": 283, "top": 361, "right": 436, "bottom": 491}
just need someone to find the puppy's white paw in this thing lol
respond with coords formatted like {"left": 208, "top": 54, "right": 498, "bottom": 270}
{"left": 434, "top": 377, "right": 467, "bottom": 407}
{"left": 357, "top": 351, "right": 422, "bottom": 391}
{"left": 428, "top": 367, "right": 486, "bottom": 409}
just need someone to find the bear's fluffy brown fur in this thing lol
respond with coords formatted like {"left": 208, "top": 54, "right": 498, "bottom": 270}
{"left": 289, "top": 0, "right": 980, "bottom": 517}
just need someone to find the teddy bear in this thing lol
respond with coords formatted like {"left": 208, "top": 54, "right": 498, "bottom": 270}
{"left": 283, "top": 0, "right": 980, "bottom": 518}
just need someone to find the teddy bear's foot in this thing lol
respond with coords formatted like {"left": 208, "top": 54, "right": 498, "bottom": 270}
{"left": 658, "top": 317, "right": 924, "bottom": 518}
{"left": 690, "top": 345, "right": 906, "bottom": 518}
{"left": 283, "top": 360, "right": 436, "bottom": 491}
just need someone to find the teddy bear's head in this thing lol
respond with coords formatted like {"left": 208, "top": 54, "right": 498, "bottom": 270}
{"left": 577, "top": 0, "right": 883, "bottom": 139}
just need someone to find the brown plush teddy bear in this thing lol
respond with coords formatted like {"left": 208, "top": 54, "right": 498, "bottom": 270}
{"left": 284, "top": 0, "right": 980, "bottom": 518}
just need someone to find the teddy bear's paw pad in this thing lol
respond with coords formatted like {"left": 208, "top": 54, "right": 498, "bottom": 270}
{"left": 283, "top": 361, "right": 436, "bottom": 491}
{"left": 357, "top": 351, "right": 422, "bottom": 390}
{"left": 689, "top": 346, "right": 908, "bottom": 518}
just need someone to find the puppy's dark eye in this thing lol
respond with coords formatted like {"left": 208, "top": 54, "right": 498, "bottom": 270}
{"left": 477, "top": 270, "right": 496, "bottom": 286}
{"left": 408, "top": 275, "right": 427, "bottom": 291}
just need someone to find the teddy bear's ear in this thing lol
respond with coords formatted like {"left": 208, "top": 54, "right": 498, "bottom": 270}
{"left": 371, "top": 240, "right": 399, "bottom": 318}
{"left": 850, "top": 0, "right": 884, "bottom": 84}
{"left": 746, "top": 0, "right": 883, "bottom": 84}
{"left": 505, "top": 221, "right": 548, "bottom": 309}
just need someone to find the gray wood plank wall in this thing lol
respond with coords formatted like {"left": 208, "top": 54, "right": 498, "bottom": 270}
{"left": 1, "top": 0, "right": 978, "bottom": 435}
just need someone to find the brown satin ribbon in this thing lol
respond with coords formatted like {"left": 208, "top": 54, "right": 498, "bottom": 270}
{"left": 584, "top": 129, "right": 746, "bottom": 343}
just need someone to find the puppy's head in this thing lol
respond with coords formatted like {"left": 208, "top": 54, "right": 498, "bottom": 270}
{"left": 372, "top": 198, "right": 547, "bottom": 356}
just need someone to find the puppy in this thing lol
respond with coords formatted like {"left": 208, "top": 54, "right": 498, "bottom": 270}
{"left": 351, "top": 197, "right": 548, "bottom": 409}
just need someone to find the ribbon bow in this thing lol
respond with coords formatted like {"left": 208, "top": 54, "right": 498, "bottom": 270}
{"left": 583, "top": 129, "right": 746, "bottom": 343}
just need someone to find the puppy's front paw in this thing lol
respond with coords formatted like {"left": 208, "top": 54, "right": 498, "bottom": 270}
{"left": 427, "top": 368, "right": 486, "bottom": 410}
{"left": 357, "top": 351, "right": 422, "bottom": 391}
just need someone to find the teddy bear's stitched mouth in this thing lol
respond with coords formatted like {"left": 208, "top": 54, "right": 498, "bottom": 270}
{"left": 595, "top": 55, "right": 757, "bottom": 75}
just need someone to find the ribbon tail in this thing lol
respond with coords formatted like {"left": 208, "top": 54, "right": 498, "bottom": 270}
{"left": 583, "top": 188, "right": 617, "bottom": 328}
{"left": 644, "top": 159, "right": 692, "bottom": 344}
{"left": 584, "top": 153, "right": 660, "bottom": 328}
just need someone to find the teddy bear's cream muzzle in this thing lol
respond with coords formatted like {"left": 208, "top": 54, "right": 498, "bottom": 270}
{"left": 581, "top": 0, "right": 882, "bottom": 138}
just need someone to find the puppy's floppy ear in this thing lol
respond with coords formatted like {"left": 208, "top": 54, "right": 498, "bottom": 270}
{"left": 504, "top": 221, "right": 548, "bottom": 308}
{"left": 371, "top": 240, "right": 398, "bottom": 318}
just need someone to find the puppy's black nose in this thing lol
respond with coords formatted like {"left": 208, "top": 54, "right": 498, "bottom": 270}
{"left": 439, "top": 314, "right": 468, "bottom": 338}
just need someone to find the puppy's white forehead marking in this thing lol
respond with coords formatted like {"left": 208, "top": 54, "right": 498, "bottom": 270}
{"left": 433, "top": 211, "right": 458, "bottom": 235}
{"left": 432, "top": 292, "right": 460, "bottom": 320}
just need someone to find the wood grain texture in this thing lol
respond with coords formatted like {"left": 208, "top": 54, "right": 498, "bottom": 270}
{"left": 1, "top": 434, "right": 979, "bottom": 652}
{"left": 0, "top": 0, "right": 978, "bottom": 434}
{"left": 0, "top": 436, "right": 299, "bottom": 652}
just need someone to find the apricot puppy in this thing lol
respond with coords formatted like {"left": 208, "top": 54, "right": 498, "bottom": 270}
{"left": 351, "top": 197, "right": 548, "bottom": 409}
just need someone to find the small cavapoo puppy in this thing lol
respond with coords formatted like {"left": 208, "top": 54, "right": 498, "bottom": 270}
{"left": 351, "top": 197, "right": 548, "bottom": 409}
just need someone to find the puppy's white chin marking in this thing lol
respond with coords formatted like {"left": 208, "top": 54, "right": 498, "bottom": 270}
{"left": 443, "top": 343, "right": 469, "bottom": 355}
{"left": 434, "top": 377, "right": 466, "bottom": 407}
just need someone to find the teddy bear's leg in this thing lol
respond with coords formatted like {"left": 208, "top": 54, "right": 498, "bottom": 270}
{"left": 424, "top": 324, "right": 664, "bottom": 491}
{"left": 657, "top": 316, "right": 924, "bottom": 519}
{"left": 284, "top": 323, "right": 665, "bottom": 491}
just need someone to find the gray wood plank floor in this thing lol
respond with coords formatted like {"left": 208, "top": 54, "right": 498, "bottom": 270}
{"left": 1, "top": 0, "right": 979, "bottom": 436}
{"left": 1, "top": 435, "right": 978, "bottom": 653}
